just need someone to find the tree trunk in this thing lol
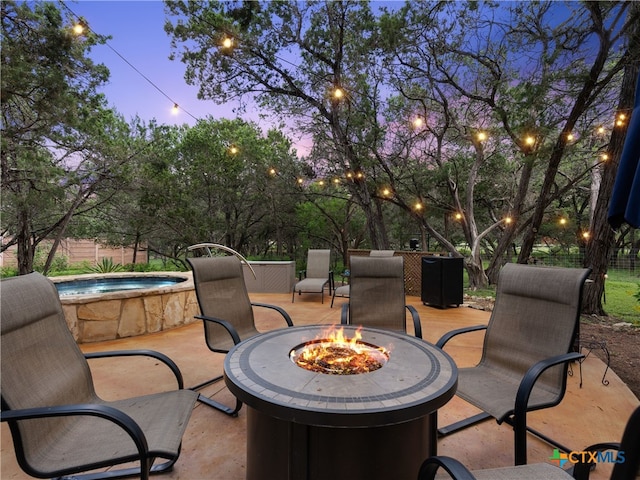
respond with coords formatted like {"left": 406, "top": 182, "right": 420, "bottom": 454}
{"left": 486, "top": 158, "right": 535, "bottom": 283}
{"left": 16, "top": 210, "right": 34, "bottom": 275}
{"left": 583, "top": 9, "right": 640, "bottom": 314}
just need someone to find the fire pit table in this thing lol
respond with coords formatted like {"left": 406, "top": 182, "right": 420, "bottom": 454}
{"left": 224, "top": 325, "right": 457, "bottom": 480}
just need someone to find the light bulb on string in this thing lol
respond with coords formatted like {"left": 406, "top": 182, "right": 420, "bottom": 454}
{"left": 72, "top": 20, "right": 85, "bottom": 35}
{"left": 222, "top": 36, "right": 234, "bottom": 49}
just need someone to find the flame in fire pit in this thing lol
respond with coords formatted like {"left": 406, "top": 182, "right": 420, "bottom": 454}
{"left": 289, "top": 326, "right": 389, "bottom": 375}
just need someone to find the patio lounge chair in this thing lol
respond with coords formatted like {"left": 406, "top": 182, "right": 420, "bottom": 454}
{"left": 418, "top": 405, "right": 640, "bottom": 480}
{"left": 331, "top": 250, "right": 395, "bottom": 307}
{"left": 292, "top": 249, "right": 333, "bottom": 303}
{"left": 0, "top": 272, "right": 198, "bottom": 480}
{"left": 341, "top": 255, "right": 423, "bottom": 338}
{"left": 187, "top": 255, "right": 294, "bottom": 416}
{"left": 436, "top": 263, "right": 591, "bottom": 465}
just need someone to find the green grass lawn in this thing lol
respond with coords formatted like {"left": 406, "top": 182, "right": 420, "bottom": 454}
{"left": 602, "top": 279, "right": 640, "bottom": 323}
{"left": 464, "top": 268, "right": 640, "bottom": 325}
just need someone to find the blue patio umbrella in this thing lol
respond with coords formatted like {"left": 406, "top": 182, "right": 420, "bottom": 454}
{"left": 608, "top": 73, "right": 640, "bottom": 229}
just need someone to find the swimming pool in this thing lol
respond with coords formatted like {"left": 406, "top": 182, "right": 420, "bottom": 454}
{"left": 52, "top": 273, "right": 197, "bottom": 343}
{"left": 55, "top": 276, "right": 187, "bottom": 296}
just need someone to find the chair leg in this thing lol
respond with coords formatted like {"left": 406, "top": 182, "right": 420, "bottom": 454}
{"left": 437, "top": 412, "right": 491, "bottom": 437}
{"left": 57, "top": 455, "right": 176, "bottom": 480}
{"left": 502, "top": 416, "right": 573, "bottom": 465}
{"left": 188, "top": 375, "right": 242, "bottom": 417}
{"left": 197, "top": 394, "right": 242, "bottom": 417}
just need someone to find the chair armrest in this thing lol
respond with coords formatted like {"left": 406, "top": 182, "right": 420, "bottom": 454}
{"left": 85, "top": 349, "right": 185, "bottom": 389}
{"left": 514, "top": 351, "right": 585, "bottom": 418}
{"left": 329, "top": 271, "right": 335, "bottom": 292}
{"left": 196, "top": 314, "right": 242, "bottom": 345}
{"left": 572, "top": 442, "right": 621, "bottom": 480}
{"left": 418, "top": 456, "right": 477, "bottom": 480}
{"left": 405, "top": 305, "right": 423, "bottom": 339}
{"left": 1, "top": 403, "right": 149, "bottom": 460}
{"left": 251, "top": 302, "right": 294, "bottom": 326}
{"left": 340, "top": 302, "right": 349, "bottom": 325}
{"left": 436, "top": 325, "right": 487, "bottom": 349}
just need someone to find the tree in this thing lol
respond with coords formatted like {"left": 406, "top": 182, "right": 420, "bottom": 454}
{"left": 127, "top": 117, "right": 302, "bottom": 261}
{"left": 164, "top": 0, "right": 391, "bottom": 248}
{"left": 583, "top": 1, "right": 640, "bottom": 315}
{"left": 379, "top": 1, "right": 633, "bottom": 286}
{"left": 1, "top": 1, "right": 129, "bottom": 274}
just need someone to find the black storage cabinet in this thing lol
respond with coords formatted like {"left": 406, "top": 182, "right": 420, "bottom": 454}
{"left": 421, "top": 256, "right": 463, "bottom": 308}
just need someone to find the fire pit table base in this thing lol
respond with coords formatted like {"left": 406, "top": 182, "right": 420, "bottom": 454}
{"left": 224, "top": 326, "right": 457, "bottom": 480}
{"left": 246, "top": 407, "right": 432, "bottom": 480}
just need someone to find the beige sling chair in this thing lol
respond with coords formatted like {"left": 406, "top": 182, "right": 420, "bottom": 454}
{"left": 436, "top": 263, "right": 591, "bottom": 465}
{"left": 0, "top": 272, "right": 197, "bottom": 480}
{"left": 340, "top": 255, "right": 422, "bottom": 338}
{"left": 187, "top": 254, "right": 294, "bottom": 416}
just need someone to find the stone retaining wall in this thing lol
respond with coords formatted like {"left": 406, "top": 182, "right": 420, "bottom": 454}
{"left": 54, "top": 272, "right": 198, "bottom": 343}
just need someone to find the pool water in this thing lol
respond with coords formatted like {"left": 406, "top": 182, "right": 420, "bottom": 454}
{"left": 55, "top": 276, "right": 187, "bottom": 296}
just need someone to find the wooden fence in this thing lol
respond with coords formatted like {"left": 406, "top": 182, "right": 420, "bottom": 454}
{"left": 1, "top": 239, "right": 147, "bottom": 268}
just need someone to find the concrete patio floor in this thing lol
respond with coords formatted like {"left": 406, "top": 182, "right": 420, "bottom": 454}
{"left": 2, "top": 292, "right": 638, "bottom": 479}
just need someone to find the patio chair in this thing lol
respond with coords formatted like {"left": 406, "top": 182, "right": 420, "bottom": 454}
{"left": 187, "top": 255, "right": 294, "bottom": 416}
{"left": 418, "top": 405, "right": 640, "bottom": 480}
{"left": 331, "top": 250, "right": 395, "bottom": 308}
{"left": 292, "top": 249, "right": 334, "bottom": 303}
{"left": 0, "top": 272, "right": 198, "bottom": 480}
{"left": 341, "top": 255, "right": 423, "bottom": 338}
{"left": 436, "top": 263, "right": 591, "bottom": 465}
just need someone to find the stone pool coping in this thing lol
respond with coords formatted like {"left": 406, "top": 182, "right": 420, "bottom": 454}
{"left": 52, "top": 272, "right": 197, "bottom": 343}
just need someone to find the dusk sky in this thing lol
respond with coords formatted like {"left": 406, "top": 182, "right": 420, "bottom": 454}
{"left": 65, "top": 1, "right": 401, "bottom": 154}
{"left": 67, "top": 1, "right": 235, "bottom": 127}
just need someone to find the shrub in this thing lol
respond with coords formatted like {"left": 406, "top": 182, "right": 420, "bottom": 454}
{"left": 90, "top": 258, "right": 124, "bottom": 273}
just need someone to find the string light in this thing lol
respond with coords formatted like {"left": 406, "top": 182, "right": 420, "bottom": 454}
{"left": 504, "top": 216, "right": 513, "bottom": 224}
{"left": 477, "top": 131, "right": 487, "bottom": 142}
{"left": 454, "top": 212, "right": 463, "bottom": 221}
{"left": 412, "top": 117, "right": 424, "bottom": 128}
{"left": 269, "top": 168, "right": 277, "bottom": 176}
{"left": 559, "top": 217, "right": 567, "bottom": 226}
{"left": 61, "top": 3, "right": 199, "bottom": 121}
{"left": 221, "top": 36, "right": 234, "bottom": 49}
{"left": 229, "top": 145, "right": 239, "bottom": 155}
{"left": 172, "top": 103, "right": 180, "bottom": 115}
{"left": 72, "top": 19, "right": 86, "bottom": 35}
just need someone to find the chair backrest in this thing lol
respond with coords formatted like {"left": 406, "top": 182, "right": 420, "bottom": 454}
{"left": 369, "top": 250, "right": 395, "bottom": 257}
{"left": 187, "top": 256, "right": 257, "bottom": 352}
{"left": 348, "top": 256, "right": 407, "bottom": 333}
{"left": 1, "top": 273, "right": 98, "bottom": 458}
{"left": 305, "top": 249, "right": 331, "bottom": 278}
{"left": 481, "top": 263, "right": 591, "bottom": 397}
